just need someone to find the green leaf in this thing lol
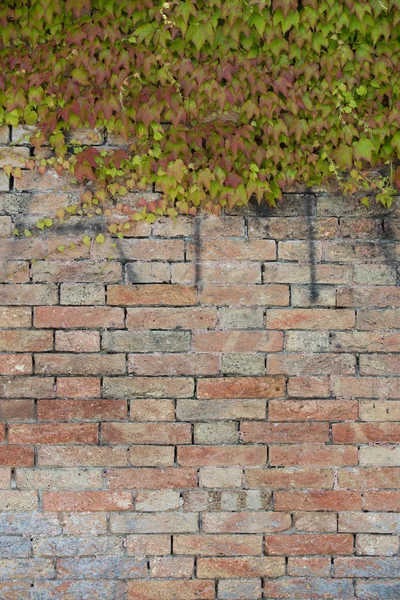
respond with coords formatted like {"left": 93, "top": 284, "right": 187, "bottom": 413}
{"left": 82, "top": 235, "right": 91, "bottom": 247}
{"left": 353, "top": 138, "right": 375, "bottom": 162}
{"left": 36, "top": 221, "right": 45, "bottom": 231}
{"left": 95, "top": 233, "right": 105, "bottom": 244}
{"left": 57, "top": 245, "right": 65, "bottom": 253}
{"left": 43, "top": 219, "right": 53, "bottom": 227}
{"left": 24, "top": 229, "right": 32, "bottom": 237}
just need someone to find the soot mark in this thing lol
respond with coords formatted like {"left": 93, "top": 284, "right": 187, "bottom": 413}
{"left": 193, "top": 216, "right": 202, "bottom": 292}
{"left": 306, "top": 195, "right": 319, "bottom": 303}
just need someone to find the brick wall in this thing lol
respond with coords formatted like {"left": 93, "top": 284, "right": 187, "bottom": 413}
{"left": 0, "top": 128, "right": 400, "bottom": 598}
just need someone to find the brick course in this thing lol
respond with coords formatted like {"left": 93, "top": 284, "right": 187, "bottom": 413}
{"left": 0, "top": 138, "right": 399, "bottom": 596}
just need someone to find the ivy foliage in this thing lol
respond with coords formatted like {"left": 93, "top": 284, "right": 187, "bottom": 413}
{"left": 1, "top": 0, "right": 400, "bottom": 214}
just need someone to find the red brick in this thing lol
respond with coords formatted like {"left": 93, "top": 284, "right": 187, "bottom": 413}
{"left": 333, "top": 423, "right": 400, "bottom": 444}
{"left": 108, "top": 284, "right": 196, "bottom": 306}
{"left": 0, "top": 307, "right": 31, "bottom": 327}
{"left": 270, "top": 444, "right": 358, "bottom": 467}
{"left": 240, "top": 422, "right": 329, "bottom": 443}
{"left": 269, "top": 399, "right": 358, "bottom": 421}
{"left": 34, "top": 307, "right": 124, "bottom": 328}
{"left": 200, "top": 285, "right": 289, "bottom": 306}
{"left": 35, "top": 353, "right": 125, "bottom": 376}
{"left": 0, "top": 355, "right": 32, "bottom": 375}
{"left": 43, "top": 491, "right": 133, "bottom": 512}
{"left": 0, "top": 447, "right": 34, "bottom": 467}
{"left": 275, "top": 490, "right": 362, "bottom": 511}
{"left": 0, "top": 261, "right": 29, "bottom": 283}
{"left": 8, "top": 424, "right": 98, "bottom": 444}
{"left": 37, "top": 399, "right": 127, "bottom": 421}
{"left": 197, "top": 376, "right": 285, "bottom": 399}
{"left": 128, "top": 353, "right": 219, "bottom": 376}
{"left": 56, "top": 377, "right": 100, "bottom": 398}
{"left": 357, "top": 309, "right": 400, "bottom": 330}
{"left": 126, "top": 581, "right": 215, "bottom": 600}
{"left": 360, "top": 354, "right": 400, "bottom": 376}
{"left": 332, "top": 331, "right": 400, "bottom": 353}
{"left": 173, "top": 534, "right": 262, "bottom": 556}
{"left": 363, "top": 491, "right": 400, "bottom": 511}
{"left": 197, "top": 556, "right": 284, "bottom": 578}
{"left": 245, "top": 468, "right": 333, "bottom": 489}
{"left": 126, "top": 307, "right": 218, "bottom": 329}
{"left": 102, "top": 423, "right": 191, "bottom": 444}
{"left": 265, "top": 534, "right": 353, "bottom": 555}
{"left": 106, "top": 468, "right": 197, "bottom": 489}
{"left": 288, "top": 376, "right": 331, "bottom": 397}
{"left": 55, "top": 331, "right": 100, "bottom": 352}
{"left": 129, "top": 446, "right": 175, "bottom": 467}
{"left": 193, "top": 331, "right": 283, "bottom": 352}
{"left": 0, "top": 238, "right": 46, "bottom": 259}
{"left": 177, "top": 446, "right": 266, "bottom": 466}
{"left": 267, "top": 308, "right": 355, "bottom": 329}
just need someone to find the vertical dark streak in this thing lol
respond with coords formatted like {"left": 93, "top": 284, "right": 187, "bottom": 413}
{"left": 306, "top": 195, "right": 319, "bottom": 303}
{"left": 194, "top": 216, "right": 202, "bottom": 292}
{"left": 381, "top": 218, "right": 400, "bottom": 286}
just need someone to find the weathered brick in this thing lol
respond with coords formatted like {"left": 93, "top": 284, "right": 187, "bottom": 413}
{"left": 193, "top": 331, "right": 283, "bottom": 352}
{"left": 31, "top": 261, "right": 122, "bottom": 283}
{"left": 240, "top": 422, "right": 329, "bottom": 443}
{"left": 0, "top": 447, "right": 34, "bottom": 467}
{"left": 194, "top": 422, "right": 239, "bottom": 444}
{"left": 0, "top": 307, "right": 31, "bottom": 327}
{"left": 333, "top": 423, "right": 400, "bottom": 444}
{"left": 92, "top": 238, "right": 184, "bottom": 261}
{"left": 268, "top": 352, "right": 356, "bottom": 375}
{"left": 126, "top": 307, "right": 217, "bottom": 329}
{"left": 363, "top": 491, "right": 400, "bottom": 511}
{"left": 267, "top": 308, "right": 355, "bottom": 329}
{"left": 0, "top": 491, "right": 38, "bottom": 512}
{"left": 60, "top": 283, "right": 105, "bottom": 305}
{"left": 202, "top": 512, "right": 291, "bottom": 533}
{"left": 200, "top": 284, "right": 289, "bottom": 306}
{"left": 288, "top": 556, "right": 331, "bottom": 576}
{"left": 357, "top": 309, "right": 400, "bottom": 329}
{"left": 108, "top": 284, "right": 196, "bottom": 305}
{"left": 55, "top": 330, "right": 100, "bottom": 352}
{"left": 285, "top": 331, "right": 330, "bottom": 352}
{"left": 356, "top": 534, "right": 399, "bottom": 556}
{"left": 37, "top": 446, "right": 128, "bottom": 467}
{"left": 293, "top": 512, "right": 337, "bottom": 532}
{"left": 218, "top": 579, "right": 262, "bottom": 600}
{"left": 129, "top": 446, "right": 175, "bottom": 467}
{"left": 32, "top": 535, "right": 122, "bottom": 556}
{"left": 187, "top": 238, "right": 276, "bottom": 261}
{"left": 270, "top": 444, "right": 358, "bottom": 467}
{"left": 35, "top": 353, "right": 125, "bottom": 376}
{"left": 199, "top": 467, "right": 243, "bottom": 488}
{"left": 275, "top": 490, "right": 362, "bottom": 511}
{"left": 264, "top": 577, "right": 354, "bottom": 598}
{"left": 269, "top": 399, "right": 358, "bottom": 421}
{"left": 176, "top": 399, "right": 266, "bottom": 421}
{"left": 360, "top": 353, "right": 400, "bottom": 375}
{"left": 57, "top": 556, "right": 146, "bottom": 579}
{"left": 0, "top": 537, "right": 30, "bottom": 558}
{"left": 219, "top": 308, "right": 264, "bottom": 329}
{"left": 61, "top": 513, "right": 108, "bottom": 536}
{"left": 126, "top": 534, "right": 171, "bottom": 556}
{"left": 197, "top": 556, "right": 284, "bottom": 578}
{"left": 172, "top": 262, "right": 262, "bottom": 284}
{"left": 0, "top": 377, "right": 54, "bottom": 398}
{"left": 43, "top": 491, "right": 133, "bottom": 512}
{"left": 15, "top": 468, "right": 103, "bottom": 490}
{"left": 0, "top": 284, "right": 57, "bottom": 305}
{"left": 135, "top": 490, "right": 181, "bottom": 512}
{"left": 0, "top": 354, "right": 32, "bottom": 375}
{"left": 56, "top": 377, "right": 100, "bottom": 398}
{"left": 356, "top": 580, "right": 400, "bottom": 600}
{"left": 34, "top": 580, "right": 125, "bottom": 600}
{"left": 130, "top": 399, "right": 174, "bottom": 421}
{"left": 197, "top": 376, "right": 285, "bottom": 398}
{"left": 126, "top": 580, "right": 215, "bottom": 600}
{"left": 354, "top": 264, "right": 396, "bottom": 285}
{"left": 9, "top": 423, "right": 98, "bottom": 445}
{"left": 125, "top": 262, "right": 170, "bottom": 283}
{"left": 107, "top": 467, "right": 196, "bottom": 489}
{"left": 103, "top": 376, "right": 194, "bottom": 398}
{"left": 177, "top": 446, "right": 266, "bottom": 466}
{"left": 342, "top": 512, "right": 400, "bottom": 534}
{"left": 0, "top": 511, "right": 60, "bottom": 535}
{"left": 111, "top": 512, "right": 199, "bottom": 534}
{"left": 265, "top": 534, "right": 353, "bottom": 555}
{"left": 360, "top": 400, "right": 400, "bottom": 421}
{"left": 0, "top": 330, "right": 52, "bottom": 352}
{"left": 173, "top": 534, "right": 262, "bottom": 556}
{"left": 0, "top": 557, "right": 54, "bottom": 579}
{"left": 335, "top": 557, "right": 400, "bottom": 577}
{"left": 332, "top": 331, "right": 400, "bottom": 353}
{"left": 339, "top": 467, "right": 400, "bottom": 489}
{"left": 149, "top": 556, "right": 194, "bottom": 577}
{"left": 248, "top": 216, "right": 338, "bottom": 239}
{"left": 288, "top": 376, "right": 331, "bottom": 397}
{"left": 102, "top": 422, "right": 191, "bottom": 444}
{"left": 39, "top": 399, "right": 126, "bottom": 422}
{"left": 0, "top": 400, "right": 34, "bottom": 422}
{"left": 221, "top": 353, "right": 265, "bottom": 375}
{"left": 0, "top": 261, "right": 29, "bottom": 283}
{"left": 338, "top": 286, "right": 400, "bottom": 307}
{"left": 128, "top": 353, "right": 219, "bottom": 375}
{"left": 34, "top": 306, "right": 124, "bottom": 328}
{"left": 245, "top": 468, "right": 332, "bottom": 489}
{"left": 332, "top": 376, "right": 400, "bottom": 398}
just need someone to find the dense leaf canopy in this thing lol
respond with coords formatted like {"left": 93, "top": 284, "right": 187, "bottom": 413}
{"left": 1, "top": 0, "right": 400, "bottom": 213}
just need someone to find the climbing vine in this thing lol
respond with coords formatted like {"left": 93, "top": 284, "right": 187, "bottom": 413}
{"left": 1, "top": 0, "right": 400, "bottom": 228}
